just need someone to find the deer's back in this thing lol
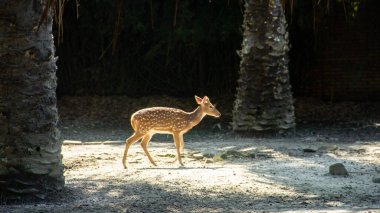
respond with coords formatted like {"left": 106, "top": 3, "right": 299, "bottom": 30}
{"left": 131, "top": 107, "right": 189, "bottom": 133}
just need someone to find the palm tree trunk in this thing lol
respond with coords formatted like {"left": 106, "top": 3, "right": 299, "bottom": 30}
{"left": 0, "top": 0, "right": 64, "bottom": 200}
{"left": 233, "top": 0, "right": 295, "bottom": 132}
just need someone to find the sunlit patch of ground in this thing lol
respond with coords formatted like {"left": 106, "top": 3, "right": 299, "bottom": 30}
{"left": 52, "top": 139, "right": 380, "bottom": 212}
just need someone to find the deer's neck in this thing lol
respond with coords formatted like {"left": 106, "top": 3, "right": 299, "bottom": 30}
{"left": 187, "top": 106, "right": 205, "bottom": 129}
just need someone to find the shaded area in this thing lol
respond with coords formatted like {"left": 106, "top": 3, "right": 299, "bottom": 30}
{"left": 54, "top": 0, "right": 380, "bottom": 100}
{"left": 57, "top": 96, "right": 380, "bottom": 143}
{"left": 294, "top": 0, "right": 380, "bottom": 101}
{"left": 56, "top": 0, "right": 242, "bottom": 97}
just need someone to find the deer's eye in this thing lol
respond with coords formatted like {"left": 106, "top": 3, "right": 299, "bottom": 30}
{"left": 209, "top": 106, "right": 213, "bottom": 109}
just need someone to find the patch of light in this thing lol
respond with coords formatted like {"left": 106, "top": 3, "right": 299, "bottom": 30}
{"left": 218, "top": 146, "right": 237, "bottom": 151}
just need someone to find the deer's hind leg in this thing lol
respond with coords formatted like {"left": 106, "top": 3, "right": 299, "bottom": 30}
{"left": 122, "top": 132, "right": 144, "bottom": 169}
{"left": 171, "top": 133, "right": 185, "bottom": 164}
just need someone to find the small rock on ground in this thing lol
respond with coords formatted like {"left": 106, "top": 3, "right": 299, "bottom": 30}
{"left": 372, "top": 176, "right": 380, "bottom": 183}
{"left": 319, "top": 145, "right": 339, "bottom": 153}
{"left": 205, "top": 159, "right": 213, "bottom": 163}
{"left": 329, "top": 163, "right": 349, "bottom": 176}
{"left": 192, "top": 153, "right": 204, "bottom": 160}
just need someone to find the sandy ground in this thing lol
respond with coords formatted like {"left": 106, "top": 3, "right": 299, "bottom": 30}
{"left": 2, "top": 132, "right": 380, "bottom": 212}
{"left": 1, "top": 96, "right": 380, "bottom": 212}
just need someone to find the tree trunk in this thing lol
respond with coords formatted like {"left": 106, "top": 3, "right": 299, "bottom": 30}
{"left": 232, "top": 0, "right": 295, "bottom": 132}
{"left": 0, "top": 0, "right": 64, "bottom": 200}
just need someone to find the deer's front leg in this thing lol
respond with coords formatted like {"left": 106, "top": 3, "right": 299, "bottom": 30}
{"left": 140, "top": 133, "right": 157, "bottom": 166}
{"left": 122, "top": 132, "right": 144, "bottom": 169}
{"left": 173, "top": 132, "right": 184, "bottom": 166}
{"left": 179, "top": 133, "right": 185, "bottom": 153}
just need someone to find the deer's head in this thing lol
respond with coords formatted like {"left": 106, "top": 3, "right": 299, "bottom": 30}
{"left": 195, "top": 95, "right": 221, "bottom": 118}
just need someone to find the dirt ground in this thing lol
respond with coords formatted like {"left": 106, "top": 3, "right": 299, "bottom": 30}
{"left": 1, "top": 96, "right": 380, "bottom": 212}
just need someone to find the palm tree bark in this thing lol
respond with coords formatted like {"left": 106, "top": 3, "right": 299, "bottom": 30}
{"left": 0, "top": 1, "right": 64, "bottom": 199}
{"left": 233, "top": 0, "right": 295, "bottom": 132}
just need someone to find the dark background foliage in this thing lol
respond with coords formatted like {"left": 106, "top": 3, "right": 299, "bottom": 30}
{"left": 56, "top": 0, "right": 243, "bottom": 98}
{"left": 56, "top": 0, "right": 379, "bottom": 101}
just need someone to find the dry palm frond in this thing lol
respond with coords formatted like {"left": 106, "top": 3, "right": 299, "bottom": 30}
{"left": 150, "top": 0, "right": 154, "bottom": 29}
{"left": 290, "top": 0, "right": 294, "bottom": 16}
{"left": 76, "top": 0, "right": 80, "bottom": 18}
{"left": 342, "top": 0, "right": 348, "bottom": 20}
{"left": 173, "top": 0, "right": 179, "bottom": 27}
{"left": 280, "top": 0, "right": 295, "bottom": 23}
{"left": 37, "top": 0, "right": 54, "bottom": 31}
{"left": 112, "top": 0, "right": 124, "bottom": 54}
{"left": 56, "top": 0, "right": 65, "bottom": 44}
{"left": 39, "top": 0, "right": 123, "bottom": 53}
{"left": 327, "top": 0, "right": 331, "bottom": 13}
{"left": 313, "top": 0, "right": 316, "bottom": 32}
{"left": 38, "top": 0, "right": 66, "bottom": 44}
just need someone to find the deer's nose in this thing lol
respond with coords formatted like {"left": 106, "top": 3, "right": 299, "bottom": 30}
{"left": 214, "top": 111, "right": 221, "bottom": 118}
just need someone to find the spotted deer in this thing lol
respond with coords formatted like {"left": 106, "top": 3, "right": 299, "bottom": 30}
{"left": 122, "top": 96, "right": 221, "bottom": 168}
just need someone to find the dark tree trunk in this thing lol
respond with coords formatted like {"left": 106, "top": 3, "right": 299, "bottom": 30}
{"left": 233, "top": 0, "right": 295, "bottom": 132}
{"left": 0, "top": 1, "right": 64, "bottom": 200}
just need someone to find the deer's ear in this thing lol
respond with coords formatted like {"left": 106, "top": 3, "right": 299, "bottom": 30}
{"left": 203, "top": 96, "right": 209, "bottom": 103}
{"left": 195, "top": 95, "right": 203, "bottom": 104}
